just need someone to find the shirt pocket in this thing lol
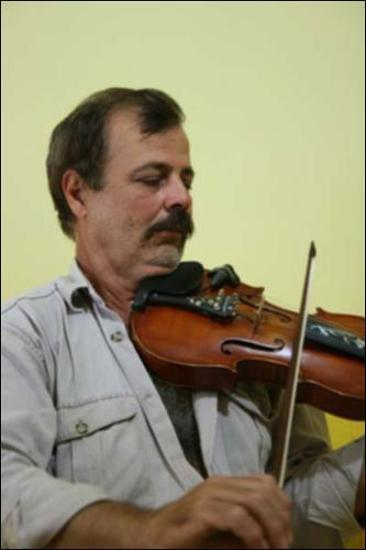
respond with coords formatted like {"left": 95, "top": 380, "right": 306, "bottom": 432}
{"left": 55, "top": 396, "right": 138, "bottom": 489}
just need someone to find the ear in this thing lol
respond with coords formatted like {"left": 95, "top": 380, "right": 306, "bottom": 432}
{"left": 61, "top": 170, "right": 88, "bottom": 219}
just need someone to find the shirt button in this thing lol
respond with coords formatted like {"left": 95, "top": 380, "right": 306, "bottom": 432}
{"left": 75, "top": 420, "right": 89, "bottom": 435}
{"left": 111, "top": 331, "right": 123, "bottom": 342}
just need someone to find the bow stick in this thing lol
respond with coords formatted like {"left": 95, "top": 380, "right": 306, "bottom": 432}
{"left": 272, "top": 241, "right": 317, "bottom": 488}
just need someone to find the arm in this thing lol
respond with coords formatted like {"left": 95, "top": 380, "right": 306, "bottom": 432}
{"left": 47, "top": 476, "right": 292, "bottom": 550}
{"left": 1, "top": 321, "right": 109, "bottom": 549}
{"left": 46, "top": 501, "right": 153, "bottom": 549}
{"left": 280, "top": 404, "right": 364, "bottom": 542}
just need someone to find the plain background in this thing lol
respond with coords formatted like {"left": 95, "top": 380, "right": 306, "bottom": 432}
{"left": 2, "top": 2, "right": 364, "bottom": 546}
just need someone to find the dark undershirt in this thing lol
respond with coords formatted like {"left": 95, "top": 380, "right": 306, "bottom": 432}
{"left": 151, "top": 374, "right": 207, "bottom": 478}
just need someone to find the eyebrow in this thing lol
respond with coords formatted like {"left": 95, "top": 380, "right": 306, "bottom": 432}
{"left": 131, "top": 162, "right": 195, "bottom": 179}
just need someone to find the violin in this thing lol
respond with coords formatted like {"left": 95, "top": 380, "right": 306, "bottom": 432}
{"left": 130, "top": 261, "right": 365, "bottom": 421}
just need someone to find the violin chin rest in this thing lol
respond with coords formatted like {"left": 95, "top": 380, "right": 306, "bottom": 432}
{"left": 133, "top": 261, "right": 204, "bottom": 310}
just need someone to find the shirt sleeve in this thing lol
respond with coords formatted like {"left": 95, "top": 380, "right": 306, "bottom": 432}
{"left": 1, "top": 321, "right": 110, "bottom": 549}
{"left": 280, "top": 404, "right": 364, "bottom": 547}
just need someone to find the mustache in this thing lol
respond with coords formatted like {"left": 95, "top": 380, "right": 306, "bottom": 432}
{"left": 143, "top": 208, "right": 195, "bottom": 241}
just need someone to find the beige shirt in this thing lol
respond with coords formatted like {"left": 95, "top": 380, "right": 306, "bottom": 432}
{"left": 1, "top": 262, "right": 363, "bottom": 548}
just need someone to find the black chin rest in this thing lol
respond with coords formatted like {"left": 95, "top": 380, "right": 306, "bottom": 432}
{"left": 133, "top": 261, "right": 204, "bottom": 310}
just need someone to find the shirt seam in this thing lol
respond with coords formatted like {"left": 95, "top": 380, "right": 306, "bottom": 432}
{"left": 58, "top": 393, "right": 137, "bottom": 409}
{"left": 2, "top": 286, "right": 59, "bottom": 315}
{"left": 3, "top": 323, "right": 45, "bottom": 364}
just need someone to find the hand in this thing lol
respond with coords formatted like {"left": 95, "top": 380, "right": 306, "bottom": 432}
{"left": 145, "top": 474, "right": 293, "bottom": 549}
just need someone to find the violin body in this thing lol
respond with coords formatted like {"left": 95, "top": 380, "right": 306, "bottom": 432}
{"left": 130, "top": 263, "right": 365, "bottom": 420}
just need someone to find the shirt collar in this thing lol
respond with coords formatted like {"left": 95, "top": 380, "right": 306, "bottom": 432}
{"left": 56, "top": 259, "right": 106, "bottom": 311}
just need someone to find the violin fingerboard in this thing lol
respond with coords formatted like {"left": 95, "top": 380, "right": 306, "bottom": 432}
{"left": 306, "top": 318, "right": 365, "bottom": 360}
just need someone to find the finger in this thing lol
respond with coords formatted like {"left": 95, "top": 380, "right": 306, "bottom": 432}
{"left": 239, "top": 496, "right": 292, "bottom": 547}
{"left": 205, "top": 475, "right": 291, "bottom": 509}
{"left": 200, "top": 500, "right": 271, "bottom": 549}
{"left": 204, "top": 475, "right": 292, "bottom": 548}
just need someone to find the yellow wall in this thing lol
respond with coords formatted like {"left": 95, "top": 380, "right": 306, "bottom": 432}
{"left": 2, "top": 1, "right": 364, "bottom": 546}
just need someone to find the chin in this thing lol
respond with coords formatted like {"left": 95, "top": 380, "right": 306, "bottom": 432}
{"left": 147, "top": 247, "right": 182, "bottom": 273}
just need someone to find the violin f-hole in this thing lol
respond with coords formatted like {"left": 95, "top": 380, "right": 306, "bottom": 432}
{"left": 221, "top": 337, "right": 285, "bottom": 354}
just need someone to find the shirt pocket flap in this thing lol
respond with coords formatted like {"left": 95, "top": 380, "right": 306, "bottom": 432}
{"left": 56, "top": 396, "right": 137, "bottom": 443}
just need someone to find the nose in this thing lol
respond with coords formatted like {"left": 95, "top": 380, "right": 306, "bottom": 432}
{"left": 164, "top": 176, "right": 192, "bottom": 211}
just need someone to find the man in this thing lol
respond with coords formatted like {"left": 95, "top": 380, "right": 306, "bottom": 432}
{"left": 1, "top": 88, "right": 364, "bottom": 549}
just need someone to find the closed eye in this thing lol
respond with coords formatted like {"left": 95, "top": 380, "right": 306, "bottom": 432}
{"left": 131, "top": 162, "right": 195, "bottom": 190}
{"left": 138, "top": 175, "right": 166, "bottom": 187}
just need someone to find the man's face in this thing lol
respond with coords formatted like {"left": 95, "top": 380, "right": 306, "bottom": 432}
{"left": 79, "top": 109, "right": 194, "bottom": 282}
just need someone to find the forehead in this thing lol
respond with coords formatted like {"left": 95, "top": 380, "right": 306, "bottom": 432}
{"left": 104, "top": 108, "right": 190, "bottom": 167}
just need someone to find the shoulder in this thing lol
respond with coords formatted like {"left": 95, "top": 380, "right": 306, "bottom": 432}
{"left": 1, "top": 278, "right": 72, "bottom": 347}
{"left": 2, "top": 281, "right": 59, "bottom": 314}
{"left": 2, "top": 280, "right": 61, "bottom": 322}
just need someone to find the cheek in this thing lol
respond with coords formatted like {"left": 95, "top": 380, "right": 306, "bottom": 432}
{"left": 89, "top": 190, "right": 160, "bottom": 237}
{"left": 124, "top": 216, "right": 141, "bottom": 234}
{"left": 109, "top": 210, "right": 148, "bottom": 243}
{"left": 127, "top": 195, "right": 162, "bottom": 227}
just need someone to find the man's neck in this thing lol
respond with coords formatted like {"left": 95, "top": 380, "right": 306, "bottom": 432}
{"left": 76, "top": 254, "right": 137, "bottom": 325}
